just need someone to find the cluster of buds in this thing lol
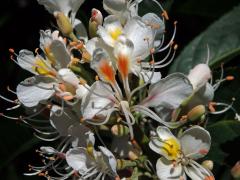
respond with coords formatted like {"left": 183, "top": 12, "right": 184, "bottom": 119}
{"left": 0, "top": 0, "right": 238, "bottom": 179}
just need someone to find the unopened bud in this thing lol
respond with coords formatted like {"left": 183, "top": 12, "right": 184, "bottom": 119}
{"left": 231, "top": 161, "right": 240, "bottom": 179}
{"left": 111, "top": 124, "right": 130, "bottom": 137}
{"left": 128, "top": 150, "right": 139, "bottom": 160}
{"left": 201, "top": 160, "right": 214, "bottom": 171}
{"left": 54, "top": 11, "right": 73, "bottom": 36}
{"left": 187, "top": 105, "right": 206, "bottom": 121}
{"left": 89, "top": 8, "right": 103, "bottom": 38}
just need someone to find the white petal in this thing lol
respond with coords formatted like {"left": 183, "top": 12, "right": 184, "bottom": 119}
{"left": 66, "top": 147, "right": 91, "bottom": 174}
{"left": 76, "top": 84, "right": 89, "bottom": 99}
{"left": 156, "top": 157, "right": 186, "bottom": 180}
{"left": 99, "top": 146, "right": 117, "bottom": 175}
{"left": 17, "top": 76, "right": 55, "bottom": 107}
{"left": 187, "top": 83, "right": 214, "bottom": 108}
{"left": 17, "top": 50, "right": 38, "bottom": 74}
{"left": 149, "top": 126, "right": 181, "bottom": 160}
{"left": 141, "top": 70, "right": 162, "bottom": 84}
{"left": 114, "top": 35, "right": 134, "bottom": 58}
{"left": 37, "top": 0, "right": 85, "bottom": 23}
{"left": 124, "top": 17, "right": 154, "bottom": 59}
{"left": 97, "top": 15, "right": 123, "bottom": 47}
{"left": 50, "top": 40, "right": 71, "bottom": 68}
{"left": 85, "top": 38, "right": 115, "bottom": 62}
{"left": 58, "top": 68, "right": 79, "bottom": 87}
{"left": 184, "top": 162, "right": 214, "bottom": 180}
{"left": 142, "top": 13, "right": 165, "bottom": 47}
{"left": 188, "top": 64, "right": 211, "bottom": 90}
{"left": 103, "top": 0, "right": 127, "bottom": 15}
{"left": 180, "top": 126, "right": 211, "bottom": 159}
{"left": 141, "top": 73, "right": 193, "bottom": 108}
{"left": 40, "top": 146, "right": 57, "bottom": 155}
{"left": 156, "top": 126, "right": 176, "bottom": 141}
{"left": 81, "top": 81, "right": 115, "bottom": 120}
{"left": 74, "top": 18, "right": 88, "bottom": 42}
{"left": 39, "top": 29, "right": 52, "bottom": 51}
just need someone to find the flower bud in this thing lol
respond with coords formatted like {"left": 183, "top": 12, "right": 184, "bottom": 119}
{"left": 187, "top": 105, "right": 206, "bottom": 122}
{"left": 201, "top": 160, "right": 214, "bottom": 171}
{"left": 54, "top": 11, "right": 73, "bottom": 36}
{"left": 188, "top": 64, "right": 211, "bottom": 90}
{"left": 231, "top": 161, "right": 240, "bottom": 179}
{"left": 89, "top": 8, "right": 103, "bottom": 38}
{"left": 111, "top": 124, "right": 130, "bottom": 137}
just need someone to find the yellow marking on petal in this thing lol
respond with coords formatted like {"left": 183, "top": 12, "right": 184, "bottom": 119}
{"left": 109, "top": 27, "right": 122, "bottom": 40}
{"left": 162, "top": 137, "right": 180, "bottom": 160}
{"left": 33, "top": 58, "right": 56, "bottom": 77}
{"left": 44, "top": 46, "right": 56, "bottom": 65}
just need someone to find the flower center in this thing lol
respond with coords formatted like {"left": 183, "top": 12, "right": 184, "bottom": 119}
{"left": 162, "top": 137, "right": 181, "bottom": 160}
{"left": 110, "top": 28, "right": 122, "bottom": 40}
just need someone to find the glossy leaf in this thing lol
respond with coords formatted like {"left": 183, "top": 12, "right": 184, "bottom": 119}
{"left": 206, "top": 120, "right": 240, "bottom": 164}
{"left": 169, "top": 4, "right": 240, "bottom": 74}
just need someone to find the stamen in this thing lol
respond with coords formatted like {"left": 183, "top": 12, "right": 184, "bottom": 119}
{"left": 157, "top": 21, "right": 177, "bottom": 52}
{"left": 209, "top": 98, "right": 237, "bottom": 115}
{"left": 0, "top": 94, "right": 19, "bottom": 104}
{"left": 129, "top": 46, "right": 156, "bottom": 102}
{"left": 7, "top": 86, "right": 17, "bottom": 95}
{"left": 9, "top": 48, "right": 15, "bottom": 54}
{"left": 213, "top": 75, "right": 235, "bottom": 91}
{"left": 132, "top": 105, "right": 183, "bottom": 128}
{"left": 162, "top": 10, "right": 169, "bottom": 20}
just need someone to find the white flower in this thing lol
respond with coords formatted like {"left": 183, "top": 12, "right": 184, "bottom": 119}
{"left": 81, "top": 48, "right": 192, "bottom": 141}
{"left": 37, "top": 0, "right": 85, "bottom": 24}
{"left": 149, "top": 126, "right": 214, "bottom": 180}
{"left": 66, "top": 146, "right": 118, "bottom": 179}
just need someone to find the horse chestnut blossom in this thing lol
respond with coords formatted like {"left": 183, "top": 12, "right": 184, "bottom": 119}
{"left": 1, "top": 0, "right": 239, "bottom": 179}
{"left": 149, "top": 126, "right": 214, "bottom": 180}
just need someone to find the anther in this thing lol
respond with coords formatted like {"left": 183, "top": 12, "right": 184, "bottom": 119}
{"left": 137, "top": 58, "right": 141, "bottom": 64}
{"left": 149, "top": 60, "right": 155, "bottom": 65}
{"left": 70, "top": 41, "right": 78, "bottom": 46}
{"left": 174, "top": 44, "right": 178, "bottom": 50}
{"left": 80, "top": 117, "right": 84, "bottom": 123}
{"left": 9, "top": 48, "right": 15, "bottom": 53}
{"left": 35, "top": 48, "right": 39, "bottom": 54}
{"left": 226, "top": 76, "right": 234, "bottom": 81}
{"left": 95, "top": 75, "right": 99, "bottom": 81}
{"left": 208, "top": 102, "right": 217, "bottom": 112}
{"left": 150, "top": 48, "right": 155, "bottom": 54}
{"left": 162, "top": 10, "right": 169, "bottom": 20}
{"left": 79, "top": 79, "right": 87, "bottom": 85}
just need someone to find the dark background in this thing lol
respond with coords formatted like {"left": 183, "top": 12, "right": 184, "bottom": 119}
{"left": 0, "top": 0, "right": 239, "bottom": 179}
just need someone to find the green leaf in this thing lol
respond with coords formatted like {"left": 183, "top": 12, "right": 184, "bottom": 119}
{"left": 206, "top": 120, "right": 240, "bottom": 164}
{"left": 207, "top": 120, "right": 240, "bottom": 144}
{"left": 172, "top": 0, "right": 239, "bottom": 18}
{"left": 169, "top": 4, "right": 240, "bottom": 74}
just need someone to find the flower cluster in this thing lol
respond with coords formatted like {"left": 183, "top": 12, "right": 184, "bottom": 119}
{"left": 1, "top": 0, "right": 238, "bottom": 179}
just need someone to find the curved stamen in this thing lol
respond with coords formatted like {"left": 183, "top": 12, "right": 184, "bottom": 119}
{"left": 132, "top": 105, "right": 183, "bottom": 128}
{"left": 157, "top": 22, "right": 177, "bottom": 53}
{"left": 85, "top": 108, "right": 117, "bottom": 125}
{"left": 129, "top": 60, "right": 155, "bottom": 102}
